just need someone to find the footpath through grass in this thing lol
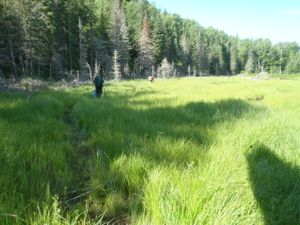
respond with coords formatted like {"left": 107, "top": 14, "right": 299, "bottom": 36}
{"left": 0, "top": 77, "right": 299, "bottom": 224}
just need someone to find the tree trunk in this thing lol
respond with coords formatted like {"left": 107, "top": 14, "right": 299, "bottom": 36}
{"left": 89, "top": 14, "right": 94, "bottom": 79}
{"left": 38, "top": 59, "right": 40, "bottom": 77}
{"left": 49, "top": 62, "right": 52, "bottom": 79}
{"left": 87, "top": 63, "right": 92, "bottom": 81}
{"left": 68, "top": 8, "right": 72, "bottom": 71}
{"left": 8, "top": 32, "right": 17, "bottom": 81}
{"left": 20, "top": 55, "right": 25, "bottom": 78}
{"left": 25, "top": 41, "right": 29, "bottom": 76}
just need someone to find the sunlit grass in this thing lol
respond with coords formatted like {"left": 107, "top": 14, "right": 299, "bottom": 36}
{"left": 0, "top": 76, "right": 299, "bottom": 224}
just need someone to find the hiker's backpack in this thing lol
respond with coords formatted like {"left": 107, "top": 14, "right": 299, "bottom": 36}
{"left": 94, "top": 75, "right": 104, "bottom": 86}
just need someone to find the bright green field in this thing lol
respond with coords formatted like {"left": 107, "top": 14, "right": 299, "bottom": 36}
{"left": 0, "top": 77, "right": 299, "bottom": 225}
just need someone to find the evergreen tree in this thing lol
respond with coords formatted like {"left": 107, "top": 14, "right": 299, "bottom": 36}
{"left": 238, "top": 39, "right": 253, "bottom": 72}
{"left": 230, "top": 43, "right": 238, "bottom": 75}
{"left": 180, "top": 33, "right": 190, "bottom": 74}
{"left": 198, "top": 31, "right": 209, "bottom": 75}
{"left": 245, "top": 51, "right": 255, "bottom": 74}
{"left": 138, "top": 15, "right": 154, "bottom": 76}
{"left": 120, "top": 13, "right": 131, "bottom": 74}
{"left": 255, "top": 39, "right": 272, "bottom": 73}
{"left": 152, "top": 15, "right": 166, "bottom": 66}
{"left": 0, "top": 0, "right": 22, "bottom": 79}
{"left": 193, "top": 66, "right": 197, "bottom": 76}
{"left": 112, "top": 49, "right": 121, "bottom": 80}
{"left": 109, "top": 0, "right": 130, "bottom": 75}
{"left": 19, "top": 0, "right": 54, "bottom": 78}
{"left": 159, "top": 57, "right": 172, "bottom": 78}
{"left": 79, "top": 18, "right": 89, "bottom": 81}
{"left": 209, "top": 43, "right": 224, "bottom": 75}
{"left": 286, "top": 53, "right": 300, "bottom": 74}
{"left": 95, "top": 2, "right": 111, "bottom": 78}
{"left": 188, "top": 65, "right": 191, "bottom": 77}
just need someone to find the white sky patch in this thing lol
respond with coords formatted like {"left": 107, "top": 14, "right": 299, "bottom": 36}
{"left": 282, "top": 9, "right": 300, "bottom": 15}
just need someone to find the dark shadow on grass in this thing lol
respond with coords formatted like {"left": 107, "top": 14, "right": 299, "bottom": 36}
{"left": 246, "top": 144, "right": 300, "bottom": 225}
{"left": 83, "top": 94, "right": 265, "bottom": 166}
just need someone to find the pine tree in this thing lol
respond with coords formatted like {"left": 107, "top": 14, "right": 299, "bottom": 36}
{"left": 120, "top": 13, "right": 130, "bottom": 73}
{"left": 245, "top": 51, "right": 255, "bottom": 74}
{"left": 95, "top": 37, "right": 110, "bottom": 76}
{"left": 217, "top": 44, "right": 225, "bottom": 74}
{"left": 159, "top": 58, "right": 172, "bottom": 78}
{"left": 285, "top": 53, "right": 300, "bottom": 74}
{"left": 109, "top": 0, "right": 130, "bottom": 75}
{"left": 188, "top": 65, "right": 191, "bottom": 77}
{"left": 180, "top": 34, "right": 190, "bottom": 75}
{"left": 198, "top": 31, "right": 209, "bottom": 75}
{"left": 209, "top": 43, "right": 224, "bottom": 75}
{"left": 95, "top": 3, "right": 111, "bottom": 78}
{"left": 16, "top": 0, "right": 53, "bottom": 78}
{"left": 0, "top": 0, "right": 22, "bottom": 79}
{"left": 112, "top": 49, "right": 121, "bottom": 80}
{"left": 193, "top": 66, "right": 197, "bottom": 76}
{"left": 138, "top": 15, "right": 154, "bottom": 76}
{"left": 152, "top": 16, "right": 165, "bottom": 66}
{"left": 230, "top": 43, "right": 238, "bottom": 75}
{"left": 79, "top": 18, "right": 88, "bottom": 81}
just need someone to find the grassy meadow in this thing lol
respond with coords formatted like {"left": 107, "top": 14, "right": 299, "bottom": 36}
{"left": 0, "top": 76, "right": 299, "bottom": 225}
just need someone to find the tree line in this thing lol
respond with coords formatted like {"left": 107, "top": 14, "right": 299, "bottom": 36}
{"left": 1, "top": 0, "right": 300, "bottom": 81}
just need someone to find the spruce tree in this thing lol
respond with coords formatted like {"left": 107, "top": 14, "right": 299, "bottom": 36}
{"left": 109, "top": 0, "right": 130, "bottom": 75}
{"left": 245, "top": 51, "right": 255, "bottom": 74}
{"left": 0, "top": 0, "right": 22, "bottom": 79}
{"left": 188, "top": 65, "right": 191, "bottom": 77}
{"left": 138, "top": 15, "right": 154, "bottom": 76}
{"left": 286, "top": 53, "right": 300, "bottom": 74}
{"left": 79, "top": 18, "right": 89, "bottom": 81}
{"left": 159, "top": 58, "right": 172, "bottom": 78}
{"left": 180, "top": 34, "right": 190, "bottom": 74}
{"left": 198, "top": 31, "right": 209, "bottom": 75}
{"left": 112, "top": 49, "right": 121, "bottom": 80}
{"left": 209, "top": 43, "right": 224, "bottom": 75}
{"left": 152, "top": 16, "right": 165, "bottom": 66}
{"left": 230, "top": 43, "right": 238, "bottom": 75}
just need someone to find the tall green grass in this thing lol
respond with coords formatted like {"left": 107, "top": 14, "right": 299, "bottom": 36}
{"left": 0, "top": 90, "right": 93, "bottom": 224}
{"left": 0, "top": 77, "right": 299, "bottom": 224}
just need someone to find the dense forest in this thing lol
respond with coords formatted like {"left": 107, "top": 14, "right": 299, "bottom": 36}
{"left": 1, "top": 0, "right": 300, "bottom": 81}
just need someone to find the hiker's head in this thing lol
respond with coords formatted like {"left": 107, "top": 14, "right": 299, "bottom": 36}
{"left": 96, "top": 71, "right": 102, "bottom": 77}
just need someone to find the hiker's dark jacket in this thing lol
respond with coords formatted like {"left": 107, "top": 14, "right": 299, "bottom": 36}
{"left": 94, "top": 75, "right": 104, "bottom": 87}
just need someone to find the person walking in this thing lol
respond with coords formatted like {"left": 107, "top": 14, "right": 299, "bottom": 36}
{"left": 93, "top": 72, "right": 104, "bottom": 97}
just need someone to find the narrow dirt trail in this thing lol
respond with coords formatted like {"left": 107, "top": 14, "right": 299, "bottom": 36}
{"left": 62, "top": 100, "right": 92, "bottom": 206}
{"left": 62, "top": 98, "right": 130, "bottom": 224}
